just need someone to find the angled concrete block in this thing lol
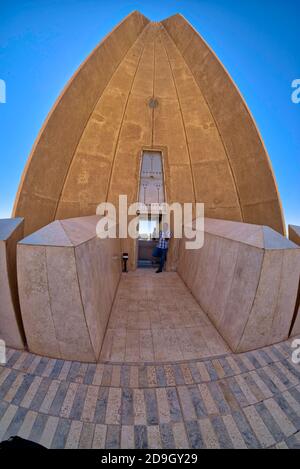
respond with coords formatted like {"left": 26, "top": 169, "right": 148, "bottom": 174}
{"left": 291, "top": 302, "right": 300, "bottom": 337}
{"left": 289, "top": 225, "right": 300, "bottom": 246}
{"left": 288, "top": 226, "right": 300, "bottom": 337}
{"left": 17, "top": 216, "right": 121, "bottom": 362}
{"left": 0, "top": 218, "right": 25, "bottom": 349}
{"left": 178, "top": 218, "right": 300, "bottom": 353}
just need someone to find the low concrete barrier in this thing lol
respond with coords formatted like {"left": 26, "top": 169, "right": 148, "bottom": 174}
{"left": 289, "top": 225, "right": 300, "bottom": 246}
{"left": 0, "top": 218, "right": 25, "bottom": 349}
{"left": 178, "top": 218, "right": 300, "bottom": 353}
{"left": 17, "top": 216, "right": 121, "bottom": 362}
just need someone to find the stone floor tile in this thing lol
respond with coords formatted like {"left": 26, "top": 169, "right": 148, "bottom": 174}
{"left": 185, "top": 421, "right": 205, "bottom": 449}
{"left": 198, "top": 383, "right": 219, "bottom": 416}
{"left": 17, "top": 409, "right": 38, "bottom": 440}
{"left": 275, "top": 441, "right": 289, "bottom": 449}
{"left": 78, "top": 422, "right": 95, "bottom": 449}
{"left": 0, "top": 370, "right": 18, "bottom": 400}
{"left": 65, "top": 420, "right": 83, "bottom": 449}
{"left": 166, "top": 387, "right": 182, "bottom": 423}
{"left": 127, "top": 366, "right": 137, "bottom": 388}
{"left": 254, "top": 402, "right": 285, "bottom": 443}
{"left": 172, "top": 422, "right": 188, "bottom": 449}
{"left": 105, "top": 387, "right": 122, "bottom": 425}
{"left": 144, "top": 388, "right": 159, "bottom": 426}
{"left": 147, "top": 425, "right": 162, "bottom": 448}
{"left": 160, "top": 422, "right": 175, "bottom": 449}
{"left": 105, "top": 424, "right": 120, "bottom": 449}
{"left": 156, "top": 387, "right": 170, "bottom": 423}
{"left": 58, "top": 361, "right": 72, "bottom": 381}
{"left": 134, "top": 425, "right": 148, "bottom": 449}
{"left": 222, "top": 414, "right": 247, "bottom": 449}
{"left": 81, "top": 385, "right": 98, "bottom": 423}
{"left": 27, "top": 355, "right": 42, "bottom": 375}
{"left": 29, "top": 412, "right": 49, "bottom": 444}
{"left": 4, "top": 372, "right": 25, "bottom": 403}
{"left": 177, "top": 386, "right": 197, "bottom": 421}
{"left": 84, "top": 364, "right": 96, "bottom": 385}
{"left": 20, "top": 376, "right": 43, "bottom": 408}
{"left": 120, "top": 425, "right": 134, "bottom": 449}
{"left": 3, "top": 406, "right": 28, "bottom": 441}
{"left": 243, "top": 405, "right": 275, "bottom": 448}
{"left": 263, "top": 398, "right": 297, "bottom": 438}
{"left": 39, "top": 415, "right": 59, "bottom": 448}
{"left": 198, "top": 418, "right": 220, "bottom": 449}
{"left": 69, "top": 384, "right": 88, "bottom": 420}
{"left": 231, "top": 410, "right": 261, "bottom": 449}
{"left": 210, "top": 415, "right": 233, "bottom": 449}
{"left": 60, "top": 382, "right": 79, "bottom": 418}
{"left": 92, "top": 423, "right": 107, "bottom": 449}
{"left": 133, "top": 389, "right": 147, "bottom": 425}
{"left": 111, "top": 365, "right": 121, "bottom": 387}
{"left": 51, "top": 418, "right": 72, "bottom": 449}
{"left": 121, "top": 388, "right": 134, "bottom": 426}
{"left": 234, "top": 374, "right": 258, "bottom": 405}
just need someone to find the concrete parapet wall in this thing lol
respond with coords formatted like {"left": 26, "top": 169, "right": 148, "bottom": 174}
{"left": 17, "top": 216, "right": 121, "bottom": 362}
{"left": 0, "top": 218, "right": 25, "bottom": 349}
{"left": 289, "top": 225, "right": 300, "bottom": 246}
{"left": 177, "top": 218, "right": 300, "bottom": 353}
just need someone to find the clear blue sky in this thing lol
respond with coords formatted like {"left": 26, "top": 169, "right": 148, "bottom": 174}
{"left": 0, "top": 0, "right": 299, "bottom": 229}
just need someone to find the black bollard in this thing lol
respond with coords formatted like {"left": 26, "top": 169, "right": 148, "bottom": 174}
{"left": 122, "top": 253, "right": 129, "bottom": 273}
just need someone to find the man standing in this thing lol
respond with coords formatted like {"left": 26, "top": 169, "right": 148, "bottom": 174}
{"left": 156, "top": 223, "right": 172, "bottom": 273}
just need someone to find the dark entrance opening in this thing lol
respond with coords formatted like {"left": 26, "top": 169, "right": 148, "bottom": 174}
{"left": 137, "top": 151, "right": 165, "bottom": 268}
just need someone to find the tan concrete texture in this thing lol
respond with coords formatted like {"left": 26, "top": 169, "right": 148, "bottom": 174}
{"left": 162, "top": 14, "right": 285, "bottom": 235}
{"left": 0, "top": 218, "right": 26, "bottom": 349}
{"left": 13, "top": 12, "right": 285, "bottom": 270}
{"left": 13, "top": 11, "right": 149, "bottom": 236}
{"left": 288, "top": 226, "right": 300, "bottom": 337}
{"left": 100, "top": 270, "right": 230, "bottom": 363}
{"left": 177, "top": 218, "right": 300, "bottom": 353}
{"left": 289, "top": 225, "right": 300, "bottom": 246}
{"left": 288, "top": 225, "right": 300, "bottom": 336}
{"left": 291, "top": 302, "right": 300, "bottom": 337}
{"left": 17, "top": 216, "right": 122, "bottom": 361}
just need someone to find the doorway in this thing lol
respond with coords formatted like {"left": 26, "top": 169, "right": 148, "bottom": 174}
{"left": 137, "top": 151, "right": 165, "bottom": 268}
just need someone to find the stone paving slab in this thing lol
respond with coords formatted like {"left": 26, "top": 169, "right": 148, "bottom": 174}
{"left": 99, "top": 271, "right": 230, "bottom": 363}
{"left": 0, "top": 337, "right": 299, "bottom": 448}
{"left": 1, "top": 339, "right": 296, "bottom": 388}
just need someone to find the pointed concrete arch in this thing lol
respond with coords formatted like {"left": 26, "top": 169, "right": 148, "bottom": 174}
{"left": 13, "top": 12, "right": 285, "bottom": 237}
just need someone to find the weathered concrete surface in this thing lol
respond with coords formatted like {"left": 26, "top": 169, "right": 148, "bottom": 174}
{"left": 177, "top": 218, "right": 300, "bottom": 353}
{"left": 162, "top": 14, "right": 285, "bottom": 235}
{"left": 13, "top": 12, "right": 285, "bottom": 270}
{"left": 288, "top": 227, "right": 300, "bottom": 336}
{"left": 289, "top": 225, "right": 300, "bottom": 246}
{"left": 0, "top": 218, "right": 25, "bottom": 349}
{"left": 100, "top": 270, "right": 230, "bottom": 362}
{"left": 13, "top": 11, "right": 149, "bottom": 237}
{"left": 291, "top": 302, "right": 300, "bottom": 337}
{"left": 17, "top": 216, "right": 121, "bottom": 361}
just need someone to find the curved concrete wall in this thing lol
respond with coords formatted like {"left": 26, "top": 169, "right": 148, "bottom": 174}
{"left": 13, "top": 11, "right": 149, "bottom": 236}
{"left": 0, "top": 218, "right": 25, "bottom": 349}
{"left": 177, "top": 218, "right": 300, "bottom": 352}
{"left": 162, "top": 14, "right": 285, "bottom": 234}
{"left": 17, "top": 216, "right": 121, "bottom": 362}
{"left": 13, "top": 12, "right": 285, "bottom": 270}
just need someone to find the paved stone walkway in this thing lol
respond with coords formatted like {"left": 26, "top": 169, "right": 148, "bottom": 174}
{"left": 100, "top": 271, "right": 230, "bottom": 362}
{"left": 0, "top": 338, "right": 300, "bottom": 448}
